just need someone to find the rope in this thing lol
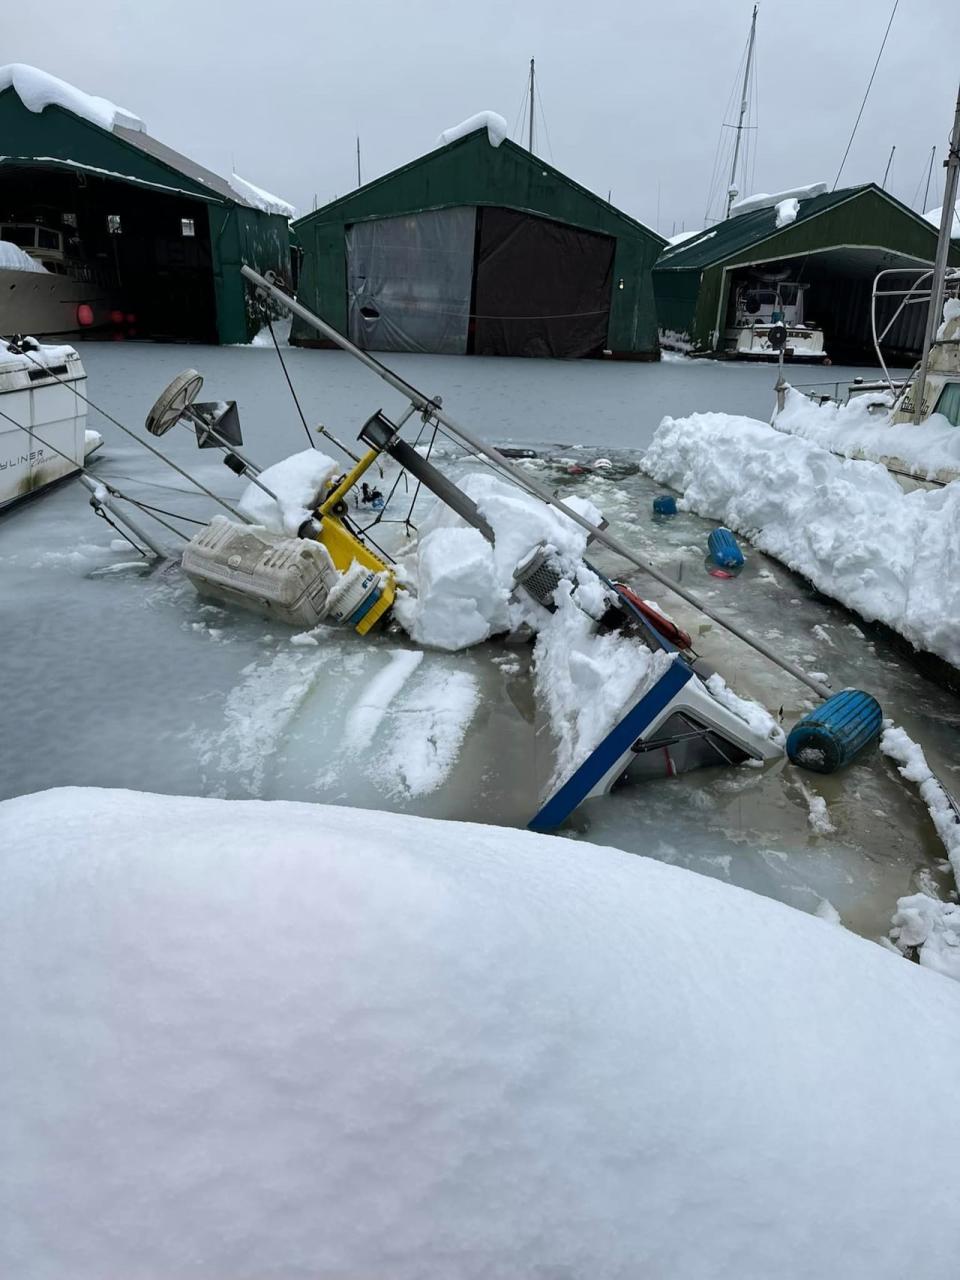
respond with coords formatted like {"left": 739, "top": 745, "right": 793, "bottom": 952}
{"left": 832, "top": 0, "right": 900, "bottom": 190}
{"left": 265, "top": 315, "right": 315, "bottom": 451}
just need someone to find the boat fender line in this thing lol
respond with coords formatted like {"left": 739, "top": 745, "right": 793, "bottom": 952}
{"left": 786, "top": 689, "right": 883, "bottom": 774}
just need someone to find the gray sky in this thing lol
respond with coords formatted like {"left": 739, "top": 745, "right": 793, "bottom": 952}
{"left": 5, "top": 0, "right": 957, "bottom": 232}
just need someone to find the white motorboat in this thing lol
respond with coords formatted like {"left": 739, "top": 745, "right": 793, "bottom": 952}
{"left": 0, "top": 337, "right": 100, "bottom": 509}
{"left": 0, "top": 223, "right": 118, "bottom": 338}
{"left": 724, "top": 278, "right": 827, "bottom": 362}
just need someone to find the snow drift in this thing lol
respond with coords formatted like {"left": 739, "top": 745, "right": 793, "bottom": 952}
{"left": 437, "top": 110, "right": 508, "bottom": 149}
{"left": 0, "top": 62, "right": 144, "bottom": 132}
{"left": 729, "top": 182, "right": 827, "bottom": 217}
{"left": 643, "top": 410, "right": 960, "bottom": 669}
{"left": 4, "top": 786, "right": 960, "bottom": 1279}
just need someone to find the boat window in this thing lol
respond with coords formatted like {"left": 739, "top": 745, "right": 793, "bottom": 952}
{"left": 933, "top": 381, "right": 960, "bottom": 427}
{"left": 61, "top": 212, "right": 77, "bottom": 228}
{"left": 180, "top": 218, "right": 195, "bottom": 237}
{"left": 1, "top": 225, "right": 37, "bottom": 248}
{"left": 107, "top": 214, "right": 122, "bottom": 235}
{"left": 37, "top": 228, "right": 60, "bottom": 250}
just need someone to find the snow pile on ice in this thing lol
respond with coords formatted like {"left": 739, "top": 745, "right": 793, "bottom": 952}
{"left": 248, "top": 314, "right": 292, "bottom": 347}
{"left": 924, "top": 201, "right": 960, "bottom": 239}
{"left": 775, "top": 196, "right": 800, "bottom": 228}
{"left": 0, "top": 63, "right": 144, "bottom": 132}
{"left": 229, "top": 172, "right": 297, "bottom": 219}
{"left": 882, "top": 722, "right": 960, "bottom": 979}
{"left": 5, "top": 785, "right": 960, "bottom": 1279}
{"left": 0, "top": 239, "right": 48, "bottom": 273}
{"left": 775, "top": 384, "right": 960, "bottom": 481}
{"left": 437, "top": 110, "right": 508, "bottom": 149}
{"left": 237, "top": 448, "right": 337, "bottom": 535}
{"left": 729, "top": 182, "right": 827, "bottom": 217}
{"left": 643, "top": 410, "right": 960, "bottom": 668}
{"left": 393, "top": 470, "right": 602, "bottom": 650}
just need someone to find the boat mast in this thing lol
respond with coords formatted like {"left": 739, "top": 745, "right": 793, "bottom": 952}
{"left": 725, "top": 4, "right": 758, "bottom": 219}
{"left": 922, "top": 144, "right": 936, "bottom": 211}
{"left": 914, "top": 82, "right": 960, "bottom": 424}
{"left": 356, "top": 136, "right": 361, "bottom": 187}
{"left": 882, "top": 144, "right": 896, "bottom": 190}
{"left": 528, "top": 58, "right": 535, "bottom": 154}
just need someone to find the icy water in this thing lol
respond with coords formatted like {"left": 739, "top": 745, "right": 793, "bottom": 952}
{"left": 2, "top": 341, "right": 956, "bottom": 944}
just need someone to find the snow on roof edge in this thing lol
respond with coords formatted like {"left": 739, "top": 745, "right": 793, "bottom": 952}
{"left": 0, "top": 63, "right": 144, "bottom": 133}
{"left": 437, "top": 110, "right": 508, "bottom": 150}
{"left": 729, "top": 182, "right": 828, "bottom": 218}
{"left": 229, "top": 172, "right": 297, "bottom": 219}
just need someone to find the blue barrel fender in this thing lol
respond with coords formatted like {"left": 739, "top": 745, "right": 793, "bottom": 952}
{"left": 786, "top": 689, "right": 883, "bottom": 773}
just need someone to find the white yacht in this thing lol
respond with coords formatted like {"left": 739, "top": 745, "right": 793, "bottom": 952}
{"left": 724, "top": 278, "right": 827, "bottom": 362}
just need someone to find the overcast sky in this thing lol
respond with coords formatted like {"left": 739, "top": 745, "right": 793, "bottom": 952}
{"left": 5, "top": 0, "right": 957, "bottom": 232}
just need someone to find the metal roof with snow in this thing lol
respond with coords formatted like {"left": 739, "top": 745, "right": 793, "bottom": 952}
{"left": 653, "top": 182, "right": 960, "bottom": 355}
{"left": 0, "top": 63, "right": 292, "bottom": 342}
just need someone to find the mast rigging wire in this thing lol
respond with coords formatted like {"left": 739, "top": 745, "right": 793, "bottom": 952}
{"left": 832, "top": 0, "right": 900, "bottom": 190}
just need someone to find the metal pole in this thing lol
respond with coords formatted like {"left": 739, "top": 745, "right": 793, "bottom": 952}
{"left": 241, "top": 265, "right": 833, "bottom": 698}
{"left": 914, "top": 82, "right": 960, "bottom": 424}
{"left": 356, "top": 136, "right": 361, "bottom": 187}
{"left": 17, "top": 348, "right": 255, "bottom": 524}
{"left": 725, "top": 5, "right": 758, "bottom": 219}
{"left": 528, "top": 58, "right": 535, "bottom": 154}
{"left": 882, "top": 143, "right": 896, "bottom": 189}
{"left": 79, "top": 475, "right": 166, "bottom": 559}
{"left": 922, "top": 144, "right": 936, "bottom": 211}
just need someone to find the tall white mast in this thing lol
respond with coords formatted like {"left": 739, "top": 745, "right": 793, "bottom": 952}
{"left": 914, "top": 82, "right": 960, "bottom": 423}
{"left": 725, "top": 5, "right": 758, "bottom": 219}
{"left": 528, "top": 58, "right": 535, "bottom": 154}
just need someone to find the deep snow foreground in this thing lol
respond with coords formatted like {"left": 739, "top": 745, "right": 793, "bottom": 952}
{"left": 643, "top": 410, "right": 960, "bottom": 669}
{"left": 4, "top": 788, "right": 960, "bottom": 1279}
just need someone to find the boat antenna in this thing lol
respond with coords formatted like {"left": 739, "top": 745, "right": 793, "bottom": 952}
{"left": 922, "top": 144, "right": 937, "bottom": 211}
{"left": 725, "top": 4, "right": 758, "bottom": 219}
{"left": 913, "top": 80, "right": 960, "bottom": 424}
{"left": 528, "top": 58, "right": 535, "bottom": 154}
{"left": 832, "top": 0, "right": 899, "bottom": 190}
{"left": 882, "top": 143, "right": 896, "bottom": 190}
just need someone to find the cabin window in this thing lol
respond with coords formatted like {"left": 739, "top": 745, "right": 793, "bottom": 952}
{"left": 107, "top": 214, "right": 122, "bottom": 235}
{"left": 37, "top": 228, "right": 59, "bottom": 250}
{"left": 933, "top": 381, "right": 960, "bottom": 427}
{"left": 61, "top": 212, "right": 77, "bottom": 228}
{"left": 180, "top": 218, "right": 195, "bottom": 238}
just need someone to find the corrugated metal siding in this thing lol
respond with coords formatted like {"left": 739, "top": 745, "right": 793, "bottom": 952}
{"left": 292, "top": 133, "right": 664, "bottom": 356}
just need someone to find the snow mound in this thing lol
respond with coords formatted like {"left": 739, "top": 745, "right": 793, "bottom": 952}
{"left": 437, "top": 110, "right": 508, "bottom": 149}
{"left": 666, "top": 229, "right": 698, "bottom": 246}
{"left": 4, "top": 785, "right": 960, "bottom": 1279}
{"left": 775, "top": 197, "right": 800, "bottom": 228}
{"left": 774, "top": 384, "right": 960, "bottom": 481}
{"left": 394, "top": 469, "right": 602, "bottom": 650}
{"left": 229, "top": 172, "right": 297, "bottom": 218}
{"left": 0, "top": 62, "right": 143, "bottom": 132}
{"left": 643, "top": 410, "right": 960, "bottom": 668}
{"left": 237, "top": 448, "right": 337, "bottom": 535}
{"left": 924, "top": 201, "right": 960, "bottom": 239}
{"left": 729, "top": 182, "right": 827, "bottom": 217}
{"left": 0, "top": 239, "right": 48, "bottom": 273}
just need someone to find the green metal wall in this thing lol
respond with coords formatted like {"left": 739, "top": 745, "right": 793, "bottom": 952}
{"left": 0, "top": 90, "right": 290, "bottom": 344}
{"left": 654, "top": 188, "right": 959, "bottom": 352}
{"left": 293, "top": 133, "right": 664, "bottom": 356}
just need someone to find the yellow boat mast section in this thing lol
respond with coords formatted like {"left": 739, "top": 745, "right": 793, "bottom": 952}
{"left": 311, "top": 445, "right": 397, "bottom": 636}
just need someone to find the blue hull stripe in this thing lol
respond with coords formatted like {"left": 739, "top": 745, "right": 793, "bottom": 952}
{"left": 528, "top": 656, "right": 694, "bottom": 831}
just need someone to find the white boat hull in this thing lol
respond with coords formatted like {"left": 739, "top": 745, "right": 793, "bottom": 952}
{"left": 0, "top": 343, "right": 88, "bottom": 508}
{"left": 0, "top": 268, "right": 116, "bottom": 338}
{"left": 724, "top": 324, "right": 827, "bottom": 361}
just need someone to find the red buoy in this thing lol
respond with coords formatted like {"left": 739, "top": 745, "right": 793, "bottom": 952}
{"left": 76, "top": 303, "right": 95, "bottom": 328}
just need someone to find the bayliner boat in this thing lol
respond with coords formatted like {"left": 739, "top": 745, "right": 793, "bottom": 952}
{"left": 0, "top": 337, "right": 101, "bottom": 509}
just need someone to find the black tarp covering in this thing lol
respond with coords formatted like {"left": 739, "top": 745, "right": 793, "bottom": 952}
{"left": 472, "top": 208, "right": 615, "bottom": 358}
